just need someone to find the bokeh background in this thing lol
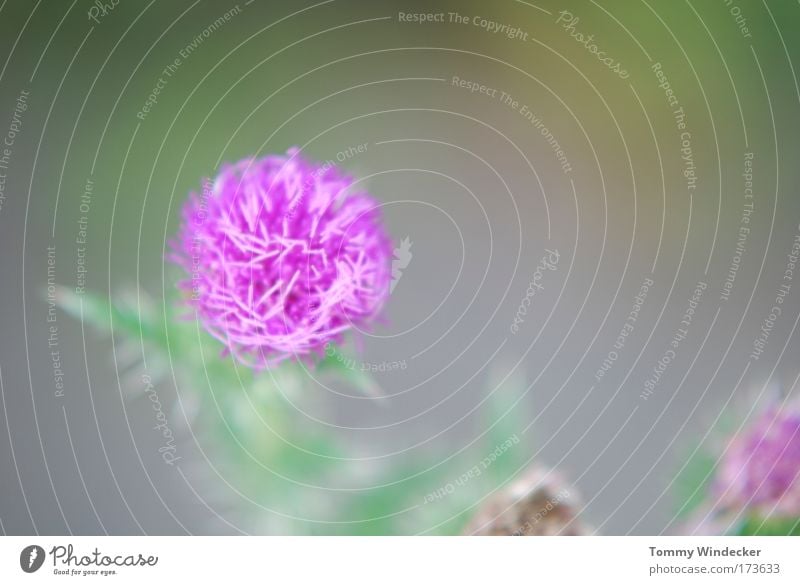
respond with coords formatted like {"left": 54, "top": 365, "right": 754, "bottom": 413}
{"left": 0, "top": 0, "right": 799, "bottom": 535}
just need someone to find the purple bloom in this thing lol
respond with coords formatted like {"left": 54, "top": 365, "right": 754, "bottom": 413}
{"left": 170, "top": 148, "right": 392, "bottom": 368}
{"left": 714, "top": 404, "right": 800, "bottom": 517}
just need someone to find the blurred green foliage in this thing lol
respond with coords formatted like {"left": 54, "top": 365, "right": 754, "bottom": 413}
{"left": 56, "top": 285, "right": 526, "bottom": 535}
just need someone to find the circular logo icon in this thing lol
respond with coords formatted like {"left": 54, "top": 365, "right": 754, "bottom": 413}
{"left": 20, "top": 545, "right": 45, "bottom": 573}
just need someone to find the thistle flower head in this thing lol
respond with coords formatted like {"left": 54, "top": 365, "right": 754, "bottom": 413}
{"left": 714, "top": 404, "right": 800, "bottom": 517}
{"left": 170, "top": 148, "right": 392, "bottom": 368}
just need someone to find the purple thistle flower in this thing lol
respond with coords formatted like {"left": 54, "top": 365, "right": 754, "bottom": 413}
{"left": 170, "top": 148, "right": 392, "bottom": 368}
{"left": 713, "top": 404, "right": 800, "bottom": 517}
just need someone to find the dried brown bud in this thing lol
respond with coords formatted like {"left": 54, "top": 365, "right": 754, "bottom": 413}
{"left": 463, "top": 466, "right": 589, "bottom": 535}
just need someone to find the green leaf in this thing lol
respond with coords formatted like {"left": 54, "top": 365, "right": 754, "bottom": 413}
{"left": 733, "top": 516, "right": 800, "bottom": 536}
{"left": 482, "top": 360, "right": 529, "bottom": 479}
{"left": 54, "top": 285, "right": 170, "bottom": 348}
{"left": 672, "top": 450, "right": 717, "bottom": 519}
